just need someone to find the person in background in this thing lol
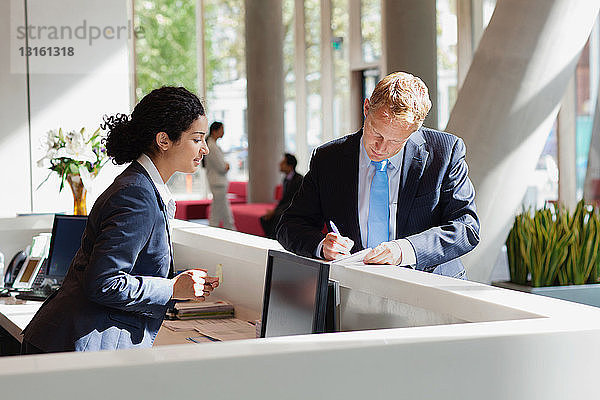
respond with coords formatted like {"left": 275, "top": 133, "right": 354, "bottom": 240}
{"left": 204, "top": 121, "right": 236, "bottom": 230}
{"left": 260, "top": 153, "right": 304, "bottom": 239}
{"left": 21, "top": 86, "right": 219, "bottom": 353}
{"left": 277, "top": 72, "right": 479, "bottom": 279}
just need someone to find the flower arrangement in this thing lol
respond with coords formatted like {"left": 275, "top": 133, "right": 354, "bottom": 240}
{"left": 37, "top": 127, "right": 107, "bottom": 215}
{"left": 37, "top": 127, "right": 107, "bottom": 192}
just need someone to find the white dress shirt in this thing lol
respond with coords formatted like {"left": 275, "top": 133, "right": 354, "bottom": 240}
{"left": 357, "top": 136, "right": 416, "bottom": 266}
{"left": 137, "top": 153, "right": 177, "bottom": 222}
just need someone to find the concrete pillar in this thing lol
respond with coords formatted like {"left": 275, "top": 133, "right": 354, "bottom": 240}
{"left": 245, "top": 0, "right": 285, "bottom": 203}
{"left": 446, "top": 0, "right": 600, "bottom": 283}
{"left": 382, "top": 0, "right": 437, "bottom": 129}
{"left": 557, "top": 77, "right": 577, "bottom": 210}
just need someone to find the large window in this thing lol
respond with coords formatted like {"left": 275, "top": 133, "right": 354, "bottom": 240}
{"left": 305, "top": 0, "right": 322, "bottom": 150}
{"left": 204, "top": 0, "right": 247, "bottom": 183}
{"left": 134, "top": 0, "right": 198, "bottom": 100}
{"left": 332, "top": 0, "right": 351, "bottom": 139}
{"left": 576, "top": 38, "right": 598, "bottom": 198}
{"left": 436, "top": 0, "right": 457, "bottom": 129}
{"left": 135, "top": 0, "right": 202, "bottom": 199}
{"left": 283, "top": 0, "right": 296, "bottom": 156}
{"left": 135, "top": 0, "right": 246, "bottom": 199}
{"left": 360, "top": 0, "right": 381, "bottom": 63}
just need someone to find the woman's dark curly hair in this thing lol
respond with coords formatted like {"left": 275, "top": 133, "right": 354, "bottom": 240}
{"left": 102, "top": 86, "right": 205, "bottom": 165}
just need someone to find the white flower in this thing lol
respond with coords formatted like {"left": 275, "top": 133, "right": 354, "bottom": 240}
{"left": 54, "top": 129, "right": 97, "bottom": 163}
{"left": 37, "top": 129, "right": 61, "bottom": 167}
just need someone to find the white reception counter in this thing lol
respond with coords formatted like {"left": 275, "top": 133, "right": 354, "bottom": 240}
{"left": 0, "top": 215, "right": 599, "bottom": 399}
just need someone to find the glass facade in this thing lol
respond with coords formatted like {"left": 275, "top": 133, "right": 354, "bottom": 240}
{"left": 133, "top": 0, "right": 598, "bottom": 210}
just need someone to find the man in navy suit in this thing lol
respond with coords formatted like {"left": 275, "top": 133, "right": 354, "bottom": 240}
{"left": 277, "top": 72, "right": 479, "bottom": 278}
{"left": 260, "top": 153, "right": 304, "bottom": 239}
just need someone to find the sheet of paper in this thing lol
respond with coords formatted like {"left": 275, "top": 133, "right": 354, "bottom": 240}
{"left": 162, "top": 320, "right": 199, "bottom": 332}
{"left": 331, "top": 248, "right": 372, "bottom": 264}
{"left": 193, "top": 318, "right": 256, "bottom": 341}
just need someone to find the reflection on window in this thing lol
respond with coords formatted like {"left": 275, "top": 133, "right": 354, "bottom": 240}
{"left": 437, "top": 0, "right": 457, "bottom": 129}
{"left": 361, "top": 0, "right": 381, "bottom": 63}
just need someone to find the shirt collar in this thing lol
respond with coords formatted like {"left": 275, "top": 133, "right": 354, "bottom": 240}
{"left": 136, "top": 153, "right": 175, "bottom": 211}
{"left": 285, "top": 171, "right": 295, "bottom": 180}
{"left": 359, "top": 135, "right": 404, "bottom": 170}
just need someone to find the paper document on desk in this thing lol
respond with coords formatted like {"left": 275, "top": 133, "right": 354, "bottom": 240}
{"left": 331, "top": 248, "right": 371, "bottom": 265}
{"left": 162, "top": 319, "right": 199, "bottom": 332}
{"left": 194, "top": 318, "right": 256, "bottom": 341}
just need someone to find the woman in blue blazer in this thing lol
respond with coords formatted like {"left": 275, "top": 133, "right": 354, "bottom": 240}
{"left": 22, "top": 87, "right": 218, "bottom": 353}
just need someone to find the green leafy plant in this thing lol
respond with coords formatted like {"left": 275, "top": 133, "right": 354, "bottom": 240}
{"left": 506, "top": 200, "right": 600, "bottom": 287}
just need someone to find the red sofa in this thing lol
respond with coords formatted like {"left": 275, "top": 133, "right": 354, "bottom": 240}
{"left": 230, "top": 185, "right": 283, "bottom": 236}
{"left": 174, "top": 181, "right": 247, "bottom": 220}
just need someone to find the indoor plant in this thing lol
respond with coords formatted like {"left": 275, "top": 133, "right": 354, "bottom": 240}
{"left": 498, "top": 200, "right": 600, "bottom": 306}
{"left": 37, "top": 127, "right": 107, "bottom": 215}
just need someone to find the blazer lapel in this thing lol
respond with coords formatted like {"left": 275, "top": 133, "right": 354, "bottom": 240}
{"left": 396, "top": 129, "right": 428, "bottom": 236}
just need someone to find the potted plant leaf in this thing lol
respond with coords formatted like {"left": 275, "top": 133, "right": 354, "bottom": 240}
{"left": 495, "top": 200, "right": 600, "bottom": 307}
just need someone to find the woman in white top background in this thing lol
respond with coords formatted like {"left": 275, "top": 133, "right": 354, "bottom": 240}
{"left": 203, "top": 121, "right": 236, "bottom": 230}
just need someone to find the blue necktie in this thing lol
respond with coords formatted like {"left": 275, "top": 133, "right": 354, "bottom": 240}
{"left": 367, "top": 160, "right": 389, "bottom": 248}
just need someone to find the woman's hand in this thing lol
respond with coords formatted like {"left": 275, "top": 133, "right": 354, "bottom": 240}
{"left": 171, "top": 269, "right": 219, "bottom": 301}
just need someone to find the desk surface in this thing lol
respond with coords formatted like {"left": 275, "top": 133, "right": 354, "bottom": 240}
{"left": 0, "top": 296, "right": 248, "bottom": 347}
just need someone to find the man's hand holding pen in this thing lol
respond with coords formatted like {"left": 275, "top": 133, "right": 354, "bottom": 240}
{"left": 321, "top": 220, "right": 354, "bottom": 260}
{"left": 322, "top": 232, "right": 354, "bottom": 260}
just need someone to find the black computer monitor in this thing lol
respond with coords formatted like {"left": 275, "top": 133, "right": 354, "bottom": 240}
{"left": 45, "top": 214, "right": 88, "bottom": 283}
{"left": 260, "top": 250, "right": 331, "bottom": 338}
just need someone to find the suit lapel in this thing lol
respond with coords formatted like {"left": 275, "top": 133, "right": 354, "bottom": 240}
{"left": 396, "top": 129, "right": 428, "bottom": 236}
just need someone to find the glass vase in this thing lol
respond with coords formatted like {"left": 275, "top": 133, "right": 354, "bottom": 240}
{"left": 67, "top": 174, "right": 87, "bottom": 215}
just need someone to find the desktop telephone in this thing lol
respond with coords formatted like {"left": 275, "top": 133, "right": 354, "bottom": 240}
{"left": 4, "top": 250, "right": 27, "bottom": 287}
{"left": 4, "top": 234, "right": 51, "bottom": 290}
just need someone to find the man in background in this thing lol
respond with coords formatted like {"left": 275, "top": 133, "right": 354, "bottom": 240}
{"left": 260, "top": 153, "right": 303, "bottom": 239}
{"left": 277, "top": 72, "right": 479, "bottom": 278}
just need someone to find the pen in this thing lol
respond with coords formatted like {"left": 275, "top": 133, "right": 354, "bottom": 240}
{"left": 329, "top": 220, "right": 350, "bottom": 255}
{"left": 329, "top": 220, "right": 341, "bottom": 235}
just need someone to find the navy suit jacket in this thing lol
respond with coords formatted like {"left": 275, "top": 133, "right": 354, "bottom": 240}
{"left": 277, "top": 128, "right": 480, "bottom": 276}
{"left": 23, "top": 162, "right": 175, "bottom": 352}
{"left": 275, "top": 171, "right": 303, "bottom": 214}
